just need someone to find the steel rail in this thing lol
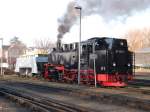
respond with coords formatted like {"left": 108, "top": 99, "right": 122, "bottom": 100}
{"left": 109, "top": 87, "right": 150, "bottom": 95}
{"left": 0, "top": 87, "right": 91, "bottom": 112}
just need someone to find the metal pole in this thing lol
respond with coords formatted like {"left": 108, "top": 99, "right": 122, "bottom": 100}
{"left": 78, "top": 8, "right": 81, "bottom": 85}
{"left": 93, "top": 43, "right": 97, "bottom": 87}
{"left": 75, "top": 6, "right": 82, "bottom": 85}
{"left": 0, "top": 38, "right": 3, "bottom": 76}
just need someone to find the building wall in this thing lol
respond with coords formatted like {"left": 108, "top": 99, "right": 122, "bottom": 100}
{"left": 8, "top": 44, "right": 26, "bottom": 69}
{"left": 135, "top": 52, "right": 150, "bottom": 67}
{"left": 0, "top": 46, "right": 9, "bottom": 68}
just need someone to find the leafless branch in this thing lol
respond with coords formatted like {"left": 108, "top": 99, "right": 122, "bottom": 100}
{"left": 125, "top": 27, "right": 150, "bottom": 51}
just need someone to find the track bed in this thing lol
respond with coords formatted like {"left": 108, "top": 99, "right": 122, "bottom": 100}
{"left": 0, "top": 94, "right": 31, "bottom": 112}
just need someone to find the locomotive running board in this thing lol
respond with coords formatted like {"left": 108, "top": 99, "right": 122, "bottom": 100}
{"left": 101, "top": 82, "right": 127, "bottom": 87}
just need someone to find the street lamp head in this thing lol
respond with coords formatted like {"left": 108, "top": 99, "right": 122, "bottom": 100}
{"left": 74, "top": 6, "right": 82, "bottom": 10}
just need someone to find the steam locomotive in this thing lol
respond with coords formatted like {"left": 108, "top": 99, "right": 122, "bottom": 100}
{"left": 44, "top": 37, "right": 134, "bottom": 86}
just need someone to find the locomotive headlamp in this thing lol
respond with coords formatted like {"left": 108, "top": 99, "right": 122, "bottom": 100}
{"left": 101, "top": 67, "right": 103, "bottom": 70}
{"left": 113, "top": 62, "right": 116, "bottom": 66}
{"left": 103, "top": 67, "right": 106, "bottom": 70}
{"left": 120, "top": 42, "right": 124, "bottom": 46}
{"left": 128, "top": 63, "right": 131, "bottom": 67}
{"left": 101, "top": 66, "right": 106, "bottom": 71}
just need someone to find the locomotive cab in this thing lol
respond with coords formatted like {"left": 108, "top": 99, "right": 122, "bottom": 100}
{"left": 88, "top": 37, "right": 133, "bottom": 86}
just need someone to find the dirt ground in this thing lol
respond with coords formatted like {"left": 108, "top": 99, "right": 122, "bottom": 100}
{"left": 0, "top": 96, "right": 31, "bottom": 112}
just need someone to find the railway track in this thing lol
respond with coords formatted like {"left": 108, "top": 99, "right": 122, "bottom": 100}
{"left": 110, "top": 87, "right": 150, "bottom": 95}
{"left": 125, "top": 79, "right": 150, "bottom": 95}
{"left": 0, "top": 79, "right": 149, "bottom": 111}
{"left": 0, "top": 86, "right": 91, "bottom": 112}
{"left": 106, "top": 80, "right": 150, "bottom": 95}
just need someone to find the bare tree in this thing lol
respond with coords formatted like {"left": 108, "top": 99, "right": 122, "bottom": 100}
{"left": 143, "top": 28, "right": 150, "bottom": 47}
{"left": 9, "top": 37, "right": 26, "bottom": 57}
{"left": 34, "top": 38, "right": 55, "bottom": 53}
{"left": 125, "top": 27, "right": 150, "bottom": 51}
{"left": 8, "top": 37, "right": 27, "bottom": 69}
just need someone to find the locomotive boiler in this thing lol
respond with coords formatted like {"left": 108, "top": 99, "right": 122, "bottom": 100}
{"left": 45, "top": 37, "right": 134, "bottom": 86}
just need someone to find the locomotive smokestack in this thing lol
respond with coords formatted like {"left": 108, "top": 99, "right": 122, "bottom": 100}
{"left": 57, "top": 38, "right": 61, "bottom": 50}
{"left": 57, "top": 34, "right": 62, "bottom": 50}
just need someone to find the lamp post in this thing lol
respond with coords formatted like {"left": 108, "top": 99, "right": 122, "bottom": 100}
{"left": 0, "top": 38, "right": 3, "bottom": 76}
{"left": 75, "top": 6, "right": 82, "bottom": 85}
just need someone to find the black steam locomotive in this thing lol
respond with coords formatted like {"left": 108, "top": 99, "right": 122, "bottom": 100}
{"left": 45, "top": 37, "right": 133, "bottom": 86}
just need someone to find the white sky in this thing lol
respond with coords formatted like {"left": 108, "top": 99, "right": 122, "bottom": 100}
{"left": 0, "top": 0, "right": 72, "bottom": 46}
{"left": 0, "top": 0, "right": 150, "bottom": 46}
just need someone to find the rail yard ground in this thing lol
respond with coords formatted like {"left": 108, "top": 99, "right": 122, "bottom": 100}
{"left": 0, "top": 95, "right": 31, "bottom": 112}
{"left": 0, "top": 72, "right": 149, "bottom": 112}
